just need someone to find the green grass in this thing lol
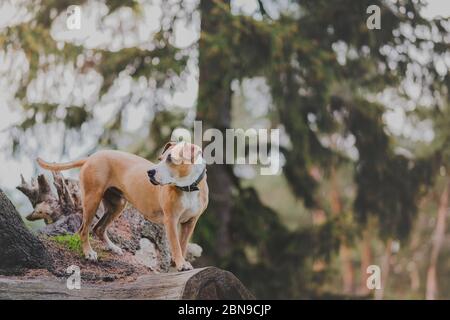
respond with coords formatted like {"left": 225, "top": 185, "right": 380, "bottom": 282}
{"left": 49, "top": 233, "right": 107, "bottom": 259}
{"left": 50, "top": 233, "right": 84, "bottom": 255}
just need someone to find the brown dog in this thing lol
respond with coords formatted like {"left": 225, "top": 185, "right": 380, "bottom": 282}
{"left": 37, "top": 141, "right": 208, "bottom": 271}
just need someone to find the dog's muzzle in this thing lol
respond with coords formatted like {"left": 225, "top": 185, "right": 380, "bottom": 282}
{"left": 147, "top": 169, "right": 160, "bottom": 186}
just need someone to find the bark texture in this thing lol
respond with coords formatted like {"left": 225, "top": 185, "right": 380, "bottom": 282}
{"left": 426, "top": 179, "right": 449, "bottom": 300}
{"left": 0, "top": 189, "right": 51, "bottom": 273}
{"left": 197, "top": 0, "right": 234, "bottom": 258}
{"left": 0, "top": 267, "right": 254, "bottom": 300}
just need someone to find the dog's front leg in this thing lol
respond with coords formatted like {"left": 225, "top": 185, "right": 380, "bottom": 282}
{"left": 163, "top": 215, "right": 193, "bottom": 271}
{"left": 180, "top": 217, "right": 199, "bottom": 258}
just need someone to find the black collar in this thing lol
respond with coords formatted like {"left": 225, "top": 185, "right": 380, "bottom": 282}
{"left": 175, "top": 168, "right": 206, "bottom": 192}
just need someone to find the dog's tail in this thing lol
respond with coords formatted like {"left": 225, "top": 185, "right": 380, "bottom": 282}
{"left": 36, "top": 157, "right": 87, "bottom": 171}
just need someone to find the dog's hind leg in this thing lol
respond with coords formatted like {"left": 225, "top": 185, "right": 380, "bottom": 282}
{"left": 93, "top": 188, "right": 126, "bottom": 255}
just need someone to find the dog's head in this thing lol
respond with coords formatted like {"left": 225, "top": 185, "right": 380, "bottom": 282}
{"left": 147, "top": 141, "right": 205, "bottom": 187}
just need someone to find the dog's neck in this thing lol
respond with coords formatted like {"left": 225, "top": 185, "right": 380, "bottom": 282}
{"left": 174, "top": 166, "right": 206, "bottom": 192}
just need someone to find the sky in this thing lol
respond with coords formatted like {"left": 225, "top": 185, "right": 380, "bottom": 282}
{"left": 421, "top": 0, "right": 450, "bottom": 19}
{"left": 0, "top": 0, "right": 449, "bottom": 202}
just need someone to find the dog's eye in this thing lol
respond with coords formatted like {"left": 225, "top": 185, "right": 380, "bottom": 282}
{"left": 166, "top": 154, "right": 172, "bottom": 163}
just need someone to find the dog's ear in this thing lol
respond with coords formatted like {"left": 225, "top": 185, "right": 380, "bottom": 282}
{"left": 158, "top": 141, "right": 177, "bottom": 160}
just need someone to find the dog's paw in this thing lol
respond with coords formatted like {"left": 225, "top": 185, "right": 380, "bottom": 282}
{"left": 108, "top": 244, "right": 123, "bottom": 256}
{"left": 85, "top": 250, "right": 98, "bottom": 261}
{"left": 177, "top": 261, "right": 193, "bottom": 272}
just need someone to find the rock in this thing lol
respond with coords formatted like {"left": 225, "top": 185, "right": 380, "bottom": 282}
{"left": 140, "top": 218, "right": 172, "bottom": 272}
{"left": 186, "top": 243, "right": 203, "bottom": 262}
{"left": 134, "top": 238, "right": 159, "bottom": 270}
{"left": 38, "top": 214, "right": 83, "bottom": 236}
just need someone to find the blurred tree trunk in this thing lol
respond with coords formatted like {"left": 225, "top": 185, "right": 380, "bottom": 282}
{"left": 197, "top": 0, "right": 233, "bottom": 257}
{"left": 359, "top": 228, "right": 372, "bottom": 295}
{"left": 407, "top": 205, "right": 428, "bottom": 294}
{"left": 340, "top": 245, "right": 354, "bottom": 294}
{"left": 375, "top": 238, "right": 392, "bottom": 300}
{"left": 426, "top": 179, "right": 449, "bottom": 300}
{"left": 330, "top": 166, "right": 354, "bottom": 294}
{"left": 0, "top": 190, "right": 51, "bottom": 273}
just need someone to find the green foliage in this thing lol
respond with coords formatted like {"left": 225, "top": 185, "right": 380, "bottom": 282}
{"left": 195, "top": 0, "right": 449, "bottom": 297}
{"left": 2, "top": 0, "right": 190, "bottom": 148}
{"left": 105, "top": 0, "right": 140, "bottom": 14}
{"left": 196, "top": 181, "right": 351, "bottom": 298}
{"left": 333, "top": 97, "right": 439, "bottom": 240}
{"left": 98, "top": 44, "right": 188, "bottom": 95}
{"left": 50, "top": 233, "right": 83, "bottom": 255}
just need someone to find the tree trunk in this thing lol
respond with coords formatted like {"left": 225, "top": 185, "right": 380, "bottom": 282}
{"left": 0, "top": 189, "right": 51, "bottom": 273}
{"left": 426, "top": 179, "right": 449, "bottom": 300}
{"left": 375, "top": 238, "right": 392, "bottom": 300}
{"left": 197, "top": 0, "right": 234, "bottom": 257}
{"left": 407, "top": 206, "right": 427, "bottom": 294}
{"left": 340, "top": 245, "right": 354, "bottom": 294}
{"left": 359, "top": 228, "right": 372, "bottom": 295}
{"left": 329, "top": 166, "right": 354, "bottom": 294}
{"left": 0, "top": 267, "right": 254, "bottom": 300}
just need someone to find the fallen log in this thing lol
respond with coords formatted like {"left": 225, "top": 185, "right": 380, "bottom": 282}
{"left": 0, "top": 267, "right": 254, "bottom": 300}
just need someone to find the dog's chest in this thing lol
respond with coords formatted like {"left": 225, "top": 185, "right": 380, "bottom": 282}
{"left": 179, "top": 191, "right": 202, "bottom": 223}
